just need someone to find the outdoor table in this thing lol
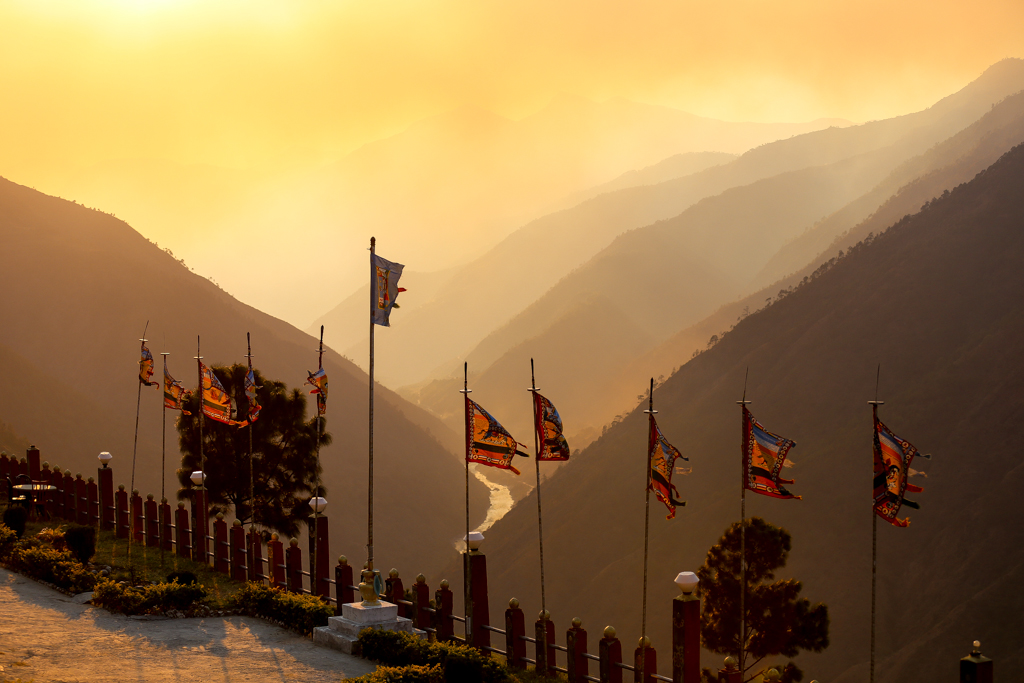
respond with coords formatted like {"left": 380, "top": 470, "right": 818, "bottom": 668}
{"left": 13, "top": 483, "right": 57, "bottom": 520}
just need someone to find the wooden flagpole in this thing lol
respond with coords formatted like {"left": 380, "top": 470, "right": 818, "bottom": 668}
{"left": 160, "top": 349, "right": 170, "bottom": 568}
{"left": 736, "top": 367, "right": 752, "bottom": 673}
{"left": 460, "top": 362, "right": 472, "bottom": 634}
{"left": 128, "top": 321, "right": 149, "bottom": 568}
{"left": 528, "top": 359, "right": 547, "bottom": 614}
{"left": 195, "top": 336, "right": 206, "bottom": 564}
{"left": 641, "top": 377, "right": 657, "bottom": 680}
{"left": 245, "top": 333, "right": 255, "bottom": 531}
{"left": 868, "top": 365, "right": 883, "bottom": 683}
{"left": 368, "top": 236, "right": 377, "bottom": 582}
{"left": 313, "top": 325, "right": 325, "bottom": 588}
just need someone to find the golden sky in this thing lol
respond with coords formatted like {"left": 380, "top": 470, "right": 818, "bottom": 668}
{"left": 2, "top": 0, "right": 1023, "bottom": 174}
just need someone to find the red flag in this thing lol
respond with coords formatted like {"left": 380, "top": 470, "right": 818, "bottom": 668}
{"left": 872, "top": 405, "right": 924, "bottom": 527}
{"left": 533, "top": 392, "right": 570, "bottom": 461}
{"left": 742, "top": 407, "right": 800, "bottom": 500}
{"left": 466, "top": 398, "right": 528, "bottom": 475}
{"left": 648, "top": 416, "right": 687, "bottom": 519}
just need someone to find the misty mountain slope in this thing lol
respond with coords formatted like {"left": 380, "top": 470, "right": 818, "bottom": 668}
{"left": 622, "top": 87, "right": 1024, "bottom": 402}
{"left": 319, "top": 58, "right": 1024, "bottom": 390}
{"left": 479, "top": 143, "right": 1024, "bottom": 683}
{"left": 0, "top": 176, "right": 488, "bottom": 578}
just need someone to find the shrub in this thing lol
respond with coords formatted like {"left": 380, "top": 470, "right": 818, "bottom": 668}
{"left": 2, "top": 506, "right": 27, "bottom": 538}
{"left": 349, "top": 664, "right": 444, "bottom": 683}
{"left": 358, "top": 629, "right": 513, "bottom": 683}
{"left": 64, "top": 525, "right": 96, "bottom": 564}
{"left": 92, "top": 578, "right": 209, "bottom": 615}
{"left": 231, "top": 582, "right": 335, "bottom": 635}
{"left": 10, "top": 545, "right": 96, "bottom": 593}
{"left": 0, "top": 523, "right": 17, "bottom": 560}
{"left": 36, "top": 526, "right": 67, "bottom": 550}
{"left": 166, "top": 570, "right": 198, "bottom": 585}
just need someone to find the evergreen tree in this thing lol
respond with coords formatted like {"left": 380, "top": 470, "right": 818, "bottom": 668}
{"left": 175, "top": 364, "right": 330, "bottom": 538}
{"left": 697, "top": 517, "right": 829, "bottom": 683}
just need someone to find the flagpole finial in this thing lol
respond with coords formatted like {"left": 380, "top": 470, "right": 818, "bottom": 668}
{"left": 644, "top": 377, "right": 657, "bottom": 414}
{"left": 459, "top": 361, "right": 472, "bottom": 394}
{"left": 160, "top": 352, "right": 170, "bottom": 357}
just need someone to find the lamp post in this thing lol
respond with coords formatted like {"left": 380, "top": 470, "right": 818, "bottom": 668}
{"left": 190, "top": 470, "right": 208, "bottom": 564}
{"left": 673, "top": 571, "right": 700, "bottom": 683}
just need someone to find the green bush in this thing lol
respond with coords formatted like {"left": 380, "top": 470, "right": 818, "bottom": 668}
{"left": 92, "top": 578, "right": 209, "bottom": 615}
{"left": 166, "top": 570, "right": 198, "bottom": 585}
{"left": 231, "top": 581, "right": 335, "bottom": 635}
{"left": 64, "top": 525, "right": 96, "bottom": 564}
{"left": 0, "top": 523, "right": 17, "bottom": 560}
{"left": 358, "top": 629, "right": 513, "bottom": 683}
{"left": 10, "top": 545, "right": 96, "bottom": 593}
{"left": 2, "top": 506, "right": 27, "bottom": 538}
{"left": 349, "top": 664, "right": 444, "bottom": 683}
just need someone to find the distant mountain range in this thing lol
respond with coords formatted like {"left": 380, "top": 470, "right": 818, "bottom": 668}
{"left": 0, "top": 180, "right": 489, "bottom": 579}
{"left": 478, "top": 138, "right": 1024, "bottom": 683}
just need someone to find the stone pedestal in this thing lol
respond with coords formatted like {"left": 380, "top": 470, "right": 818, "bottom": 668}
{"left": 314, "top": 601, "right": 422, "bottom": 655}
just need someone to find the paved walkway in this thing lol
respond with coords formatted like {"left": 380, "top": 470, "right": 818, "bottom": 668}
{"left": 0, "top": 568, "right": 376, "bottom": 682}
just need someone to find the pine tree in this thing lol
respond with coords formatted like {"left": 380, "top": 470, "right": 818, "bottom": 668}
{"left": 175, "top": 364, "right": 330, "bottom": 538}
{"left": 697, "top": 517, "right": 829, "bottom": 683}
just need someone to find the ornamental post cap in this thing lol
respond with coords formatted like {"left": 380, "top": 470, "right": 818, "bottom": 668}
{"left": 440, "top": 579, "right": 449, "bottom": 589}
{"left": 603, "top": 626, "right": 616, "bottom": 639}
{"left": 88, "top": 477, "right": 94, "bottom": 483}
{"left": 65, "top": 469, "right": 72, "bottom": 475}
{"left": 724, "top": 656, "right": 738, "bottom": 669}
{"left": 464, "top": 531, "right": 484, "bottom": 551}
{"left": 508, "top": 597, "right": 520, "bottom": 609}
{"left": 76, "top": 473, "right": 83, "bottom": 479}
{"left": 161, "top": 497, "right": 167, "bottom": 503}
{"left": 765, "top": 669, "right": 781, "bottom": 682}
{"left": 638, "top": 635, "right": 650, "bottom": 647}
{"left": 42, "top": 461, "right": 49, "bottom": 469}
{"left": 132, "top": 488, "right": 139, "bottom": 494}
{"left": 147, "top": 493, "right": 154, "bottom": 500}
{"left": 177, "top": 502, "right": 185, "bottom": 508}
{"left": 233, "top": 519, "right": 242, "bottom": 526}
{"left": 289, "top": 538, "right": 298, "bottom": 547}
{"left": 538, "top": 609, "right": 550, "bottom": 621}
{"left": 389, "top": 568, "right": 399, "bottom": 579}
{"left": 339, "top": 555, "right": 348, "bottom": 565}
{"left": 118, "top": 484, "right": 125, "bottom": 491}
{"left": 571, "top": 617, "right": 582, "bottom": 628}
{"left": 674, "top": 571, "right": 699, "bottom": 594}
{"left": 416, "top": 573, "right": 426, "bottom": 584}
{"left": 216, "top": 512, "right": 224, "bottom": 520}
{"left": 271, "top": 533, "right": 279, "bottom": 541}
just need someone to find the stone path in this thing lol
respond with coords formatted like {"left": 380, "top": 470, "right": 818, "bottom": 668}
{"left": 0, "top": 568, "right": 376, "bottom": 682}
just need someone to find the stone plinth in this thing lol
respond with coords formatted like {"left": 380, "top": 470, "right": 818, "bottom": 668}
{"left": 313, "top": 601, "right": 418, "bottom": 655}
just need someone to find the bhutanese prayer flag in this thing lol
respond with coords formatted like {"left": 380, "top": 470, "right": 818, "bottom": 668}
{"left": 201, "top": 362, "right": 246, "bottom": 426}
{"left": 649, "top": 416, "right": 687, "bottom": 519}
{"left": 466, "top": 398, "right": 528, "bottom": 475}
{"left": 372, "top": 253, "right": 406, "bottom": 327}
{"left": 305, "top": 367, "right": 328, "bottom": 416}
{"left": 139, "top": 343, "right": 158, "bottom": 387}
{"left": 163, "top": 366, "right": 191, "bottom": 415}
{"left": 533, "top": 392, "right": 570, "bottom": 462}
{"left": 872, "top": 405, "right": 924, "bottom": 528}
{"left": 742, "top": 407, "right": 800, "bottom": 500}
{"left": 245, "top": 366, "right": 261, "bottom": 424}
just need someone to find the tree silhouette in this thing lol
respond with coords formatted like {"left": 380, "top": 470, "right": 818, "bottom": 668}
{"left": 175, "top": 364, "right": 330, "bottom": 538}
{"left": 698, "top": 517, "right": 829, "bottom": 683}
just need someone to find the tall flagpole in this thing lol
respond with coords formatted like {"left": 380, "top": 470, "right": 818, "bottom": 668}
{"left": 160, "top": 349, "right": 170, "bottom": 568}
{"left": 528, "top": 359, "right": 547, "bottom": 614}
{"left": 736, "top": 367, "right": 751, "bottom": 673}
{"left": 868, "top": 365, "right": 883, "bottom": 683}
{"left": 460, "top": 362, "right": 472, "bottom": 633}
{"left": 641, "top": 377, "right": 657, "bottom": 681}
{"left": 129, "top": 321, "right": 149, "bottom": 568}
{"left": 245, "top": 333, "right": 255, "bottom": 531}
{"left": 313, "top": 325, "right": 325, "bottom": 586}
{"left": 368, "top": 237, "right": 376, "bottom": 577}
{"left": 195, "top": 336, "right": 206, "bottom": 565}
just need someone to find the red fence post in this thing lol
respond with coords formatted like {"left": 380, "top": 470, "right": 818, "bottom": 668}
{"left": 285, "top": 538, "right": 302, "bottom": 593}
{"left": 115, "top": 485, "right": 129, "bottom": 539}
{"left": 0, "top": 451, "right": 8, "bottom": 480}
{"left": 213, "top": 513, "right": 229, "bottom": 574}
{"left": 600, "top": 627, "right": 623, "bottom": 683}
{"left": 505, "top": 598, "right": 526, "bottom": 670}
{"left": 414, "top": 574, "right": 431, "bottom": 630}
{"left": 130, "top": 490, "right": 143, "bottom": 542}
{"left": 567, "top": 618, "right": 589, "bottom": 683}
{"left": 309, "top": 516, "right": 330, "bottom": 599}
{"left": 230, "top": 520, "right": 247, "bottom": 581}
{"left": 247, "top": 528, "right": 262, "bottom": 583}
{"left": 535, "top": 612, "right": 555, "bottom": 675}
{"left": 634, "top": 638, "right": 657, "bottom": 683}
{"left": 435, "top": 579, "right": 454, "bottom": 641}
{"left": 159, "top": 498, "right": 172, "bottom": 551}
{"left": 191, "top": 490, "right": 209, "bottom": 564}
{"left": 98, "top": 465, "right": 114, "bottom": 531}
{"left": 386, "top": 570, "right": 405, "bottom": 617}
{"left": 337, "top": 556, "right": 355, "bottom": 605}
{"left": 62, "top": 470, "right": 74, "bottom": 521}
{"left": 87, "top": 477, "right": 99, "bottom": 527}
{"left": 717, "top": 657, "right": 741, "bottom": 683}
{"left": 145, "top": 495, "right": 159, "bottom": 547}
{"left": 673, "top": 577, "right": 701, "bottom": 683}
{"left": 40, "top": 463, "right": 56, "bottom": 518}
{"left": 467, "top": 549, "right": 490, "bottom": 650}
{"left": 175, "top": 503, "right": 191, "bottom": 558}
{"left": 268, "top": 534, "right": 285, "bottom": 589}
{"left": 26, "top": 446, "right": 40, "bottom": 481}
{"left": 75, "top": 475, "right": 88, "bottom": 525}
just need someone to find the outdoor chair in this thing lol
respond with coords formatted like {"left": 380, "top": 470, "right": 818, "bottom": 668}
{"left": 5, "top": 476, "right": 28, "bottom": 510}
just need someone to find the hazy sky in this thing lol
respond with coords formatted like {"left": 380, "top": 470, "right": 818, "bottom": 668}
{"left": 3, "top": 0, "right": 1022, "bottom": 174}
